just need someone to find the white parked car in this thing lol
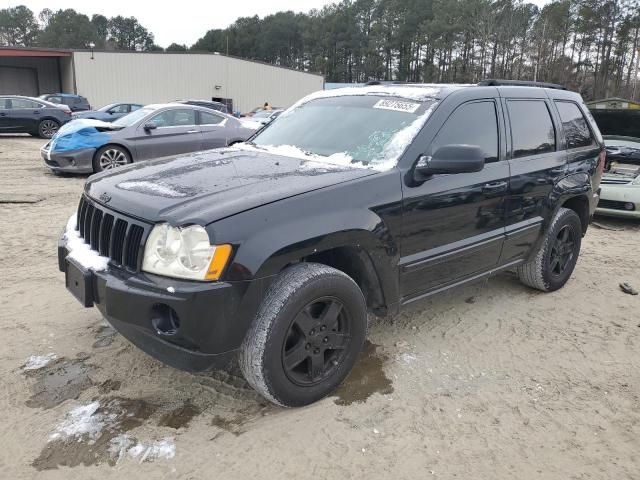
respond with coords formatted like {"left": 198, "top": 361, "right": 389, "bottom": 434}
{"left": 596, "top": 136, "right": 640, "bottom": 219}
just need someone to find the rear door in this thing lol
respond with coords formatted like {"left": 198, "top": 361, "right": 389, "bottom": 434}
{"left": 133, "top": 108, "right": 202, "bottom": 160}
{"left": 5, "top": 98, "right": 43, "bottom": 132}
{"left": 500, "top": 91, "right": 567, "bottom": 264}
{"left": 198, "top": 110, "right": 229, "bottom": 149}
{"left": 400, "top": 96, "right": 509, "bottom": 299}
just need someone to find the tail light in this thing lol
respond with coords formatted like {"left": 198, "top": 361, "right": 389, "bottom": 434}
{"left": 597, "top": 149, "right": 606, "bottom": 173}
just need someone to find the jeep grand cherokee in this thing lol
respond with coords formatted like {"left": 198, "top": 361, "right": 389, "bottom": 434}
{"left": 58, "top": 80, "right": 604, "bottom": 407}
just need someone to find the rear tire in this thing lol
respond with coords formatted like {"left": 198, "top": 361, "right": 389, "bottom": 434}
{"left": 93, "top": 145, "right": 131, "bottom": 173}
{"left": 517, "top": 207, "right": 582, "bottom": 292}
{"left": 38, "top": 119, "right": 60, "bottom": 139}
{"left": 239, "top": 263, "right": 367, "bottom": 407}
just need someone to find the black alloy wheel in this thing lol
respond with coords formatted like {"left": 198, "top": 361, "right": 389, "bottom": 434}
{"left": 282, "top": 297, "right": 352, "bottom": 386}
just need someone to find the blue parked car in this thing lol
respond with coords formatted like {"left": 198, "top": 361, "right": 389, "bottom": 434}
{"left": 72, "top": 103, "right": 144, "bottom": 122}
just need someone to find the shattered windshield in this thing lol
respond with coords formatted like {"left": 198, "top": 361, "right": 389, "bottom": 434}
{"left": 112, "top": 108, "right": 155, "bottom": 127}
{"left": 252, "top": 95, "right": 436, "bottom": 167}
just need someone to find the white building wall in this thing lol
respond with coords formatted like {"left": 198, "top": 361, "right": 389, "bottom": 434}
{"left": 72, "top": 51, "right": 324, "bottom": 112}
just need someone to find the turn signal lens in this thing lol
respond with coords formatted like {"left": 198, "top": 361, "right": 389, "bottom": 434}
{"left": 205, "top": 244, "right": 233, "bottom": 280}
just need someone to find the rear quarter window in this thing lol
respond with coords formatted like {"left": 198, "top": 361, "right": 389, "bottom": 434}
{"left": 507, "top": 100, "right": 556, "bottom": 158}
{"left": 555, "top": 101, "right": 595, "bottom": 149}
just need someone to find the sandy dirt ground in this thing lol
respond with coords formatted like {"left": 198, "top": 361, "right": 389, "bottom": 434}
{"left": 1, "top": 135, "right": 639, "bottom": 480}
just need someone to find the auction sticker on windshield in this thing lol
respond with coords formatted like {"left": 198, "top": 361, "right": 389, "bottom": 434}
{"left": 373, "top": 99, "right": 421, "bottom": 113}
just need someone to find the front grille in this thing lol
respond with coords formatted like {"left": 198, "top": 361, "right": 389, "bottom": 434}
{"left": 75, "top": 195, "right": 149, "bottom": 270}
{"left": 598, "top": 199, "right": 635, "bottom": 211}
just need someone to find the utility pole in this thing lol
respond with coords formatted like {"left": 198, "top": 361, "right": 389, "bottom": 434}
{"left": 634, "top": 47, "right": 640, "bottom": 101}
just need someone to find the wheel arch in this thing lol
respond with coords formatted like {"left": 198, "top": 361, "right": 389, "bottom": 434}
{"left": 560, "top": 194, "right": 590, "bottom": 235}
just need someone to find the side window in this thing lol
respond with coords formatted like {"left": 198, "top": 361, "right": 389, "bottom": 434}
{"left": 554, "top": 101, "right": 594, "bottom": 149}
{"left": 431, "top": 101, "right": 499, "bottom": 163}
{"left": 130, "top": 104, "right": 141, "bottom": 112}
{"left": 199, "top": 111, "right": 224, "bottom": 125}
{"left": 48, "top": 96, "right": 62, "bottom": 104}
{"left": 149, "top": 109, "right": 196, "bottom": 127}
{"left": 11, "top": 98, "right": 40, "bottom": 109}
{"left": 109, "top": 104, "right": 129, "bottom": 114}
{"left": 507, "top": 100, "right": 556, "bottom": 158}
{"left": 0, "top": 98, "right": 8, "bottom": 109}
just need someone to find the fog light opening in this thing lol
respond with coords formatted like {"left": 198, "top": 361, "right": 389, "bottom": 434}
{"left": 150, "top": 304, "right": 180, "bottom": 336}
{"left": 624, "top": 202, "right": 634, "bottom": 211}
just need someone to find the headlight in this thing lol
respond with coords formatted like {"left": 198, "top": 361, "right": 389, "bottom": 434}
{"left": 142, "top": 224, "right": 232, "bottom": 281}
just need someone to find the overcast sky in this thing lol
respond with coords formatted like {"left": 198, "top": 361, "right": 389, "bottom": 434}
{"left": 9, "top": 0, "right": 551, "bottom": 48}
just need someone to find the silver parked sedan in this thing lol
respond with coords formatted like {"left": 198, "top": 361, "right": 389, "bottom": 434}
{"left": 41, "top": 103, "right": 258, "bottom": 173}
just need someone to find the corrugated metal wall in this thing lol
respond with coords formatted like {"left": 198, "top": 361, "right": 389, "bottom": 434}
{"left": 72, "top": 51, "right": 324, "bottom": 112}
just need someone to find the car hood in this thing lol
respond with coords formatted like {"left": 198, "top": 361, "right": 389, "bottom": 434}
{"left": 85, "top": 148, "right": 378, "bottom": 225}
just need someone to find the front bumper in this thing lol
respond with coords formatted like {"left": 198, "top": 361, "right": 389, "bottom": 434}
{"left": 595, "top": 184, "right": 640, "bottom": 219}
{"left": 58, "top": 239, "right": 267, "bottom": 372}
{"left": 41, "top": 144, "right": 96, "bottom": 174}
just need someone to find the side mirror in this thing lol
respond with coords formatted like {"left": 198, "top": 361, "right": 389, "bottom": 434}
{"left": 414, "top": 144, "right": 485, "bottom": 180}
{"left": 143, "top": 121, "right": 157, "bottom": 131}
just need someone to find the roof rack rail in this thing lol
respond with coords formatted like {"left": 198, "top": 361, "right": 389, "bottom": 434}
{"left": 478, "top": 79, "right": 566, "bottom": 90}
{"left": 364, "top": 80, "right": 414, "bottom": 86}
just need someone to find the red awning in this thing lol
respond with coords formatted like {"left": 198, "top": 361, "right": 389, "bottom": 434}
{"left": 0, "top": 48, "right": 71, "bottom": 57}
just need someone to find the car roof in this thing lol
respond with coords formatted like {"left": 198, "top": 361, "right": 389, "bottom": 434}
{"left": 1, "top": 95, "right": 59, "bottom": 106}
{"left": 43, "top": 93, "right": 85, "bottom": 98}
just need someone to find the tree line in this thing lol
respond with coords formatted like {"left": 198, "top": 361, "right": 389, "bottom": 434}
{"left": 2, "top": 1, "right": 639, "bottom": 100}
{"left": 0, "top": 6, "right": 159, "bottom": 52}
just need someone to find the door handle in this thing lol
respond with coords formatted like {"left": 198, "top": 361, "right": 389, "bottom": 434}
{"left": 187, "top": 130, "right": 199, "bottom": 134}
{"left": 33, "top": 110, "right": 40, "bottom": 114}
{"left": 0, "top": 112, "right": 6, "bottom": 116}
{"left": 482, "top": 181, "right": 508, "bottom": 194}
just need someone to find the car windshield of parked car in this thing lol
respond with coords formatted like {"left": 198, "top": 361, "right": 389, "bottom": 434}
{"left": 252, "top": 110, "right": 273, "bottom": 118}
{"left": 112, "top": 107, "right": 155, "bottom": 127}
{"left": 252, "top": 95, "right": 435, "bottom": 167}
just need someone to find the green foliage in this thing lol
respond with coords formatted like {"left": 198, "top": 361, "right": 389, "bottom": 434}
{"left": 189, "top": 0, "right": 639, "bottom": 100}
{"left": 0, "top": 5, "right": 39, "bottom": 46}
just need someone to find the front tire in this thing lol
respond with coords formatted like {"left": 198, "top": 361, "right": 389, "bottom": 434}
{"left": 517, "top": 207, "right": 582, "bottom": 292}
{"left": 38, "top": 119, "right": 60, "bottom": 139}
{"left": 93, "top": 145, "right": 131, "bottom": 172}
{"left": 239, "top": 263, "right": 367, "bottom": 407}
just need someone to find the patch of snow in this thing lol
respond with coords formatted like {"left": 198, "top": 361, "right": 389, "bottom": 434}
{"left": 399, "top": 353, "right": 418, "bottom": 365}
{"left": 117, "top": 180, "right": 188, "bottom": 198}
{"left": 64, "top": 214, "right": 110, "bottom": 271}
{"left": 166, "top": 286, "right": 175, "bottom": 293}
{"left": 110, "top": 434, "right": 176, "bottom": 464}
{"left": 23, "top": 352, "right": 57, "bottom": 370}
{"left": 49, "top": 401, "right": 117, "bottom": 442}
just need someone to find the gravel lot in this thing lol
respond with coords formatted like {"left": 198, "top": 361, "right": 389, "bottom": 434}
{"left": 1, "top": 135, "right": 639, "bottom": 479}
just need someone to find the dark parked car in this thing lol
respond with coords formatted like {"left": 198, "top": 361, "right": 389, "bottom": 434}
{"left": 72, "top": 103, "right": 144, "bottom": 122}
{"left": 42, "top": 103, "right": 257, "bottom": 173}
{"left": 57, "top": 81, "right": 603, "bottom": 407}
{"left": 0, "top": 95, "right": 72, "bottom": 138}
{"left": 39, "top": 93, "right": 91, "bottom": 112}
{"left": 175, "top": 100, "right": 228, "bottom": 114}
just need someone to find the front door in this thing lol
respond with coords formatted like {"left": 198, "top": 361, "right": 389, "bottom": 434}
{"left": 400, "top": 99, "right": 509, "bottom": 301}
{"left": 134, "top": 108, "right": 202, "bottom": 160}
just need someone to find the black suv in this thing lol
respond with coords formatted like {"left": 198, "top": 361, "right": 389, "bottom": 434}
{"left": 58, "top": 81, "right": 604, "bottom": 407}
